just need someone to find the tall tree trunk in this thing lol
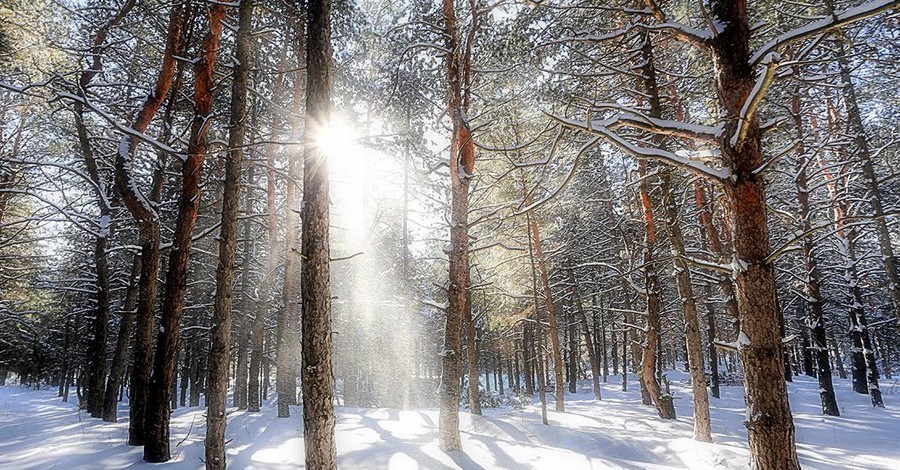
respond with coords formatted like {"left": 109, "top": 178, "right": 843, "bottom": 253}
{"left": 102, "top": 256, "right": 140, "bottom": 422}
{"left": 73, "top": 0, "right": 135, "bottom": 418}
{"left": 816, "top": 97, "right": 885, "bottom": 408}
{"left": 791, "top": 92, "right": 840, "bottom": 416}
{"left": 60, "top": 319, "right": 71, "bottom": 402}
{"left": 661, "top": 171, "right": 711, "bottom": 438}
{"left": 523, "top": 192, "right": 565, "bottom": 412}
{"left": 114, "top": 0, "right": 187, "bottom": 447}
{"left": 513, "top": 340, "right": 521, "bottom": 392}
{"left": 567, "top": 270, "right": 601, "bottom": 400}
{"left": 438, "top": 0, "right": 474, "bottom": 451}
{"left": 522, "top": 323, "right": 534, "bottom": 395}
{"left": 233, "top": 163, "right": 257, "bottom": 411}
{"left": 620, "top": 279, "right": 646, "bottom": 400}
{"left": 567, "top": 307, "right": 577, "bottom": 393}
{"left": 636, "top": 157, "right": 675, "bottom": 420}
{"left": 826, "top": 2, "right": 900, "bottom": 334}
{"left": 277, "top": 10, "right": 306, "bottom": 419}
{"left": 702, "top": 284, "right": 721, "bottom": 399}
{"left": 189, "top": 335, "right": 202, "bottom": 406}
{"left": 205, "top": 0, "right": 252, "bottom": 467}
{"left": 640, "top": 35, "right": 703, "bottom": 432}
{"left": 248, "top": 57, "right": 286, "bottom": 411}
{"left": 144, "top": 4, "right": 225, "bottom": 462}
{"left": 465, "top": 307, "right": 482, "bottom": 415}
{"left": 598, "top": 303, "right": 609, "bottom": 383}
{"left": 829, "top": 333, "right": 847, "bottom": 380}
{"left": 526, "top": 215, "right": 549, "bottom": 425}
{"left": 301, "top": 0, "right": 338, "bottom": 467}
{"left": 704, "top": 1, "right": 801, "bottom": 465}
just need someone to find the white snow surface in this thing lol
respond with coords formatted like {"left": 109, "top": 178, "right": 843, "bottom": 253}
{"left": 1, "top": 371, "right": 898, "bottom": 469}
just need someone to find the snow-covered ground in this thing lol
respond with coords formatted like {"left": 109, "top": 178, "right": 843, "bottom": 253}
{"left": 1, "top": 371, "right": 898, "bottom": 469}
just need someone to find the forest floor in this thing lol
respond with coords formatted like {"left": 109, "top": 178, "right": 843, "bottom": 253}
{"left": 1, "top": 369, "right": 898, "bottom": 469}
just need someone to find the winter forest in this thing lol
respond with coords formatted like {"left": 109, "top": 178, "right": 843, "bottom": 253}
{"left": 1, "top": 0, "right": 900, "bottom": 468}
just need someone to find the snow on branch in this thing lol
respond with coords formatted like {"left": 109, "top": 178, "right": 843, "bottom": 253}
{"left": 546, "top": 21, "right": 710, "bottom": 50}
{"left": 677, "top": 254, "right": 731, "bottom": 274}
{"left": 640, "top": 0, "right": 712, "bottom": 47}
{"left": 750, "top": 0, "right": 900, "bottom": 66}
{"left": 55, "top": 91, "right": 182, "bottom": 157}
{"left": 550, "top": 113, "right": 730, "bottom": 182}
{"left": 730, "top": 52, "right": 781, "bottom": 147}
{"left": 605, "top": 109, "right": 723, "bottom": 143}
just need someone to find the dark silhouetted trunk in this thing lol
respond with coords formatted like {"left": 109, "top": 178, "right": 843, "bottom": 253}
{"left": 102, "top": 256, "right": 140, "bottom": 422}
{"left": 465, "top": 307, "right": 482, "bottom": 415}
{"left": 277, "top": 10, "right": 306, "bottom": 419}
{"left": 827, "top": 1, "right": 900, "bottom": 335}
{"left": 205, "top": 0, "right": 252, "bottom": 466}
{"left": 300, "top": 0, "right": 338, "bottom": 467}
{"left": 791, "top": 91, "right": 839, "bottom": 416}
{"left": 74, "top": 0, "right": 135, "bottom": 418}
{"left": 568, "top": 270, "right": 601, "bottom": 400}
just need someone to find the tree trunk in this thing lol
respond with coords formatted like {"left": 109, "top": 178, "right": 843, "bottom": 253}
{"left": 277, "top": 10, "right": 306, "bottom": 419}
{"left": 438, "top": 0, "right": 475, "bottom": 451}
{"left": 102, "top": 256, "right": 140, "bottom": 422}
{"left": 524, "top": 201, "right": 565, "bottom": 412}
{"left": 567, "top": 308, "right": 577, "bottom": 394}
{"left": 300, "top": 1, "right": 338, "bottom": 467}
{"left": 61, "top": 319, "right": 71, "bottom": 402}
{"left": 523, "top": 323, "right": 534, "bottom": 395}
{"left": 598, "top": 305, "right": 609, "bottom": 383}
{"left": 568, "top": 270, "right": 601, "bottom": 400}
{"left": 816, "top": 100, "right": 885, "bottom": 408}
{"left": 639, "top": 36, "right": 703, "bottom": 432}
{"left": 829, "top": 333, "right": 847, "bottom": 380}
{"left": 513, "top": 340, "right": 521, "bottom": 393}
{"left": 85, "top": 197, "right": 111, "bottom": 417}
{"left": 702, "top": 284, "right": 721, "bottom": 399}
{"left": 708, "top": 2, "right": 800, "bottom": 466}
{"left": 205, "top": 0, "right": 252, "bottom": 466}
{"left": 114, "top": 1, "right": 187, "bottom": 446}
{"left": 73, "top": 0, "right": 136, "bottom": 419}
{"left": 791, "top": 91, "right": 839, "bottom": 416}
{"left": 144, "top": 5, "right": 225, "bottom": 462}
{"left": 527, "top": 215, "right": 549, "bottom": 426}
{"left": 465, "top": 307, "right": 482, "bottom": 415}
{"left": 661, "top": 171, "right": 710, "bottom": 438}
{"left": 248, "top": 42, "right": 290, "bottom": 414}
{"left": 233, "top": 171, "right": 256, "bottom": 411}
{"left": 827, "top": 6, "right": 900, "bottom": 334}
{"left": 636, "top": 155, "right": 675, "bottom": 420}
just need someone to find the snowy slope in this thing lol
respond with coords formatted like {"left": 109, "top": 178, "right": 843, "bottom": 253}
{"left": 0, "top": 373, "right": 897, "bottom": 469}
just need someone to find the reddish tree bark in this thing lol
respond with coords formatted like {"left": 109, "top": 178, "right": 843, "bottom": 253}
{"left": 113, "top": 0, "right": 187, "bottom": 447}
{"left": 144, "top": 3, "right": 226, "bottom": 462}
{"left": 438, "top": 0, "right": 475, "bottom": 452}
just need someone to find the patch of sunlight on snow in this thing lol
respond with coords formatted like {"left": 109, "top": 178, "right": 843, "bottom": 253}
{"left": 335, "top": 425, "right": 382, "bottom": 453}
{"left": 249, "top": 437, "right": 303, "bottom": 465}
{"left": 375, "top": 413, "right": 430, "bottom": 440}
{"left": 387, "top": 452, "right": 419, "bottom": 469}
{"left": 667, "top": 437, "right": 730, "bottom": 469}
